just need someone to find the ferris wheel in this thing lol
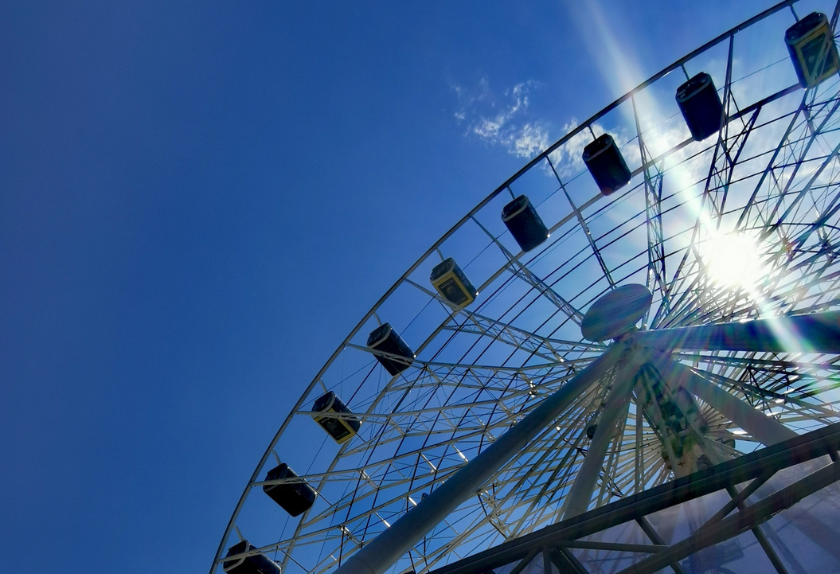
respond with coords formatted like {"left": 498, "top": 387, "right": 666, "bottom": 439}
{"left": 213, "top": 2, "right": 840, "bottom": 574}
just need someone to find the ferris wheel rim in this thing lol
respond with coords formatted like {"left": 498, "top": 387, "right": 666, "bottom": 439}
{"left": 211, "top": 2, "right": 840, "bottom": 572}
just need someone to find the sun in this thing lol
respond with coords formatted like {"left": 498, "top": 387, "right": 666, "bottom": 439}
{"left": 700, "top": 232, "right": 766, "bottom": 290}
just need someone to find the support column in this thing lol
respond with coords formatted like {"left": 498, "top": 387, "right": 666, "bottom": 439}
{"left": 653, "top": 354, "right": 796, "bottom": 445}
{"left": 563, "top": 344, "right": 646, "bottom": 519}
{"left": 635, "top": 310, "right": 840, "bottom": 354}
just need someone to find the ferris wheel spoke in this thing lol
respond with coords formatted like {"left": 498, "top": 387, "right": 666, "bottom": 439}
{"left": 399, "top": 364, "right": 577, "bottom": 406}
{"left": 726, "top": 392, "right": 823, "bottom": 427}
{"left": 706, "top": 108, "right": 761, "bottom": 227}
{"left": 304, "top": 389, "right": 549, "bottom": 427}
{"left": 346, "top": 370, "right": 570, "bottom": 455}
{"left": 500, "top": 258, "right": 586, "bottom": 327}
{"left": 656, "top": 265, "right": 704, "bottom": 329}
{"left": 471, "top": 214, "right": 586, "bottom": 325}
{"left": 402, "top": 278, "right": 590, "bottom": 361}
{"left": 256, "top": 464, "right": 429, "bottom": 495}
{"left": 611, "top": 448, "right": 643, "bottom": 492}
{"left": 338, "top": 422, "right": 503, "bottom": 461}
{"left": 411, "top": 512, "right": 505, "bottom": 572}
{"left": 400, "top": 507, "right": 499, "bottom": 569}
{"left": 654, "top": 225, "right": 755, "bottom": 329}
{"left": 658, "top": 171, "right": 783, "bottom": 327}
{"left": 631, "top": 92, "right": 669, "bottom": 323}
{"left": 546, "top": 156, "right": 616, "bottom": 289}
{"left": 754, "top": 252, "right": 840, "bottom": 311}
{"left": 441, "top": 311, "right": 603, "bottom": 363}
{"left": 619, "top": 180, "right": 698, "bottom": 328}
{"left": 659, "top": 286, "right": 728, "bottom": 332}
{"left": 301, "top": 479, "right": 445, "bottom": 538}
{"left": 401, "top": 270, "right": 589, "bottom": 368}
{"left": 632, "top": 447, "right": 662, "bottom": 491}
{"left": 381, "top": 369, "right": 564, "bottom": 396}
{"left": 614, "top": 410, "right": 666, "bottom": 491}
{"left": 342, "top": 343, "right": 582, "bottom": 383}
{"left": 642, "top": 453, "right": 669, "bottom": 489}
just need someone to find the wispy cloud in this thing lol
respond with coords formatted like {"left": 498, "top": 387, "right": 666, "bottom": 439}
{"left": 452, "top": 78, "right": 548, "bottom": 159}
{"left": 451, "top": 77, "right": 640, "bottom": 177}
{"left": 547, "top": 120, "right": 600, "bottom": 176}
{"left": 512, "top": 124, "right": 550, "bottom": 158}
{"left": 546, "top": 119, "right": 639, "bottom": 180}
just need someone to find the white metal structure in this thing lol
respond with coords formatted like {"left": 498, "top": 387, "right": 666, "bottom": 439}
{"left": 212, "top": 2, "right": 840, "bottom": 574}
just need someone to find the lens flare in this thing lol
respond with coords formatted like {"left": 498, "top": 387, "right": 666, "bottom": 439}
{"left": 701, "top": 233, "right": 766, "bottom": 290}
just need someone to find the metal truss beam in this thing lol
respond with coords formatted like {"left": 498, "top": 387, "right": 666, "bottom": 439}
{"left": 618, "top": 461, "right": 840, "bottom": 574}
{"left": 428, "top": 422, "right": 840, "bottom": 574}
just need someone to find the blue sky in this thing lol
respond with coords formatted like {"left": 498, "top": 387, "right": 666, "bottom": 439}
{"left": 0, "top": 1, "right": 827, "bottom": 572}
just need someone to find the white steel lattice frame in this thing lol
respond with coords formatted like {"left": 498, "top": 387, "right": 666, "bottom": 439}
{"left": 212, "top": 2, "right": 840, "bottom": 574}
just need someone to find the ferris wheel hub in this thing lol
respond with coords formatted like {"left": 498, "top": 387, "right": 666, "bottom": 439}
{"left": 581, "top": 284, "right": 652, "bottom": 342}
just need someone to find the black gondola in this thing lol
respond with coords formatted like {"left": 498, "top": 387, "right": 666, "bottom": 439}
{"left": 582, "top": 134, "right": 631, "bottom": 196}
{"left": 430, "top": 258, "right": 477, "bottom": 307}
{"left": 676, "top": 72, "right": 724, "bottom": 141}
{"left": 312, "top": 391, "right": 362, "bottom": 444}
{"left": 785, "top": 12, "right": 840, "bottom": 88}
{"left": 222, "top": 540, "right": 280, "bottom": 574}
{"left": 263, "top": 462, "right": 318, "bottom": 516}
{"left": 501, "top": 195, "right": 549, "bottom": 252}
{"left": 367, "top": 323, "right": 415, "bottom": 376}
